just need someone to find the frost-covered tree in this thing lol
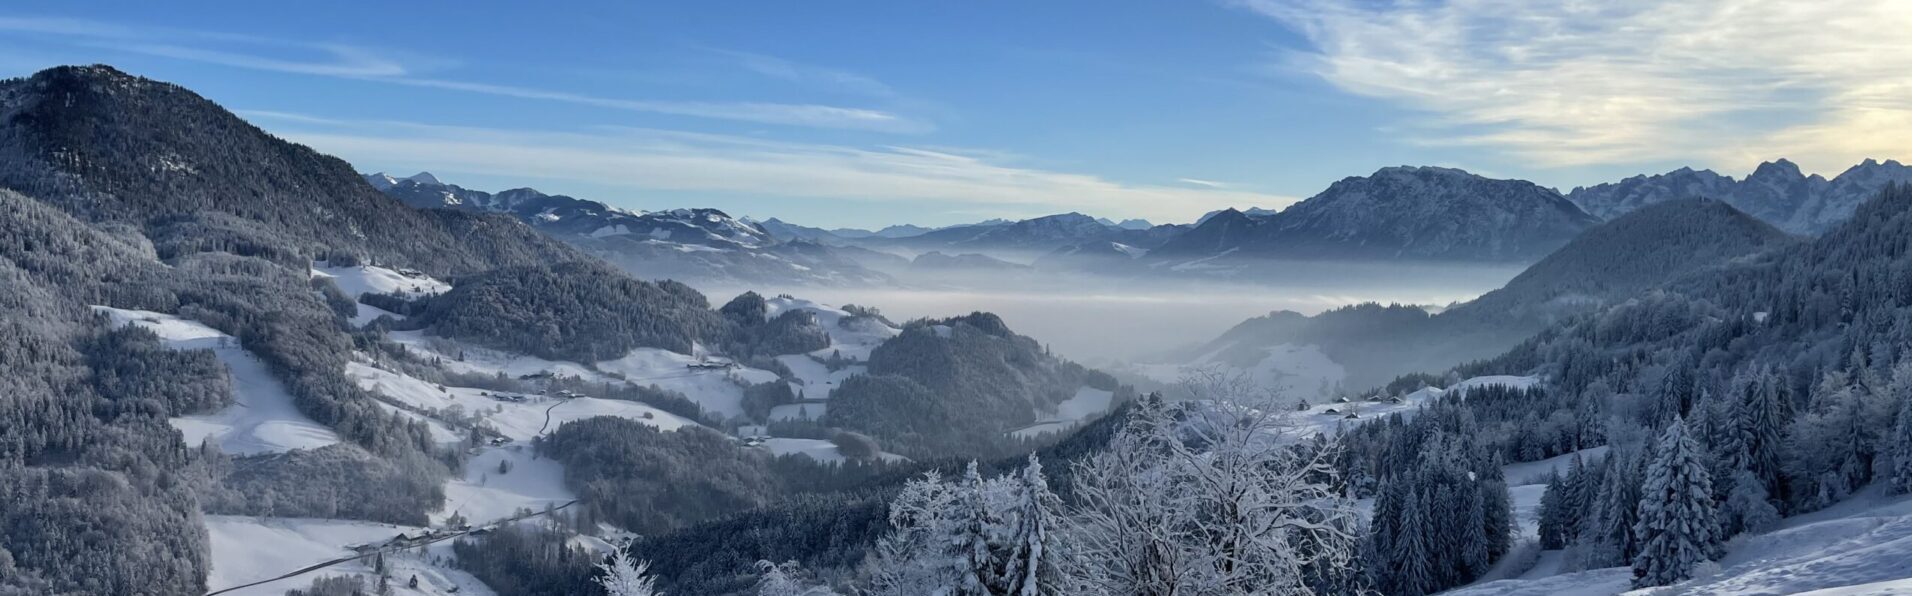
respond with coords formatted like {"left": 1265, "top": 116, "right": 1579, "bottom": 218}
{"left": 866, "top": 458, "right": 1060, "bottom": 596}
{"left": 1886, "top": 362, "right": 1912, "bottom": 494}
{"left": 1001, "top": 455, "right": 1061, "bottom": 596}
{"left": 597, "top": 543, "right": 662, "bottom": 596}
{"left": 754, "top": 560, "right": 841, "bottom": 596}
{"left": 1631, "top": 417, "right": 1719, "bottom": 588}
{"left": 1723, "top": 468, "right": 1779, "bottom": 535}
{"left": 1392, "top": 487, "right": 1436, "bottom": 596}
{"left": 1061, "top": 374, "right": 1362, "bottom": 596}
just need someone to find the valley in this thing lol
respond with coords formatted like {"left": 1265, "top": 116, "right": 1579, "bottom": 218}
{"left": 6, "top": 13, "right": 1912, "bottom": 594}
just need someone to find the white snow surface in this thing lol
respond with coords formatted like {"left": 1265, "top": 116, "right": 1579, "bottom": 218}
{"left": 596, "top": 347, "right": 779, "bottom": 419}
{"left": 1446, "top": 465, "right": 1912, "bottom": 595}
{"left": 763, "top": 295, "right": 899, "bottom": 362}
{"left": 385, "top": 331, "right": 774, "bottom": 421}
{"left": 777, "top": 353, "right": 864, "bottom": 401}
{"left": 310, "top": 262, "right": 448, "bottom": 326}
{"left": 436, "top": 445, "right": 575, "bottom": 526}
{"left": 94, "top": 306, "right": 340, "bottom": 455}
{"left": 310, "top": 262, "right": 449, "bottom": 298}
{"left": 346, "top": 362, "right": 698, "bottom": 443}
{"left": 1009, "top": 387, "right": 1118, "bottom": 439}
{"left": 759, "top": 437, "right": 906, "bottom": 464}
{"left": 770, "top": 402, "right": 829, "bottom": 421}
{"left": 204, "top": 516, "right": 494, "bottom": 596}
{"left": 1134, "top": 342, "right": 1346, "bottom": 402}
{"left": 1288, "top": 375, "right": 1540, "bottom": 440}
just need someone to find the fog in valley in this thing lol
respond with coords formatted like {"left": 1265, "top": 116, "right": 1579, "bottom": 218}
{"left": 697, "top": 260, "right": 1526, "bottom": 364}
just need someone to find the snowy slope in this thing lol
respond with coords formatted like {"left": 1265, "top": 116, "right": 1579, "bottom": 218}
{"left": 384, "top": 331, "right": 775, "bottom": 421}
{"left": 1132, "top": 343, "right": 1347, "bottom": 402}
{"left": 763, "top": 295, "right": 899, "bottom": 361}
{"left": 94, "top": 306, "right": 340, "bottom": 455}
{"left": 1445, "top": 469, "right": 1912, "bottom": 595}
{"left": 1288, "top": 375, "right": 1541, "bottom": 440}
{"left": 346, "top": 362, "right": 699, "bottom": 442}
{"left": 310, "top": 262, "right": 449, "bottom": 326}
{"left": 1009, "top": 387, "right": 1117, "bottom": 439}
{"left": 436, "top": 446, "right": 576, "bottom": 526}
{"left": 345, "top": 360, "right": 690, "bottom": 525}
{"left": 204, "top": 516, "right": 495, "bottom": 596}
{"left": 596, "top": 347, "right": 780, "bottom": 419}
{"left": 758, "top": 437, "right": 907, "bottom": 464}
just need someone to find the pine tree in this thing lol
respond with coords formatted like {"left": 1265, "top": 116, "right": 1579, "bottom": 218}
{"left": 1537, "top": 471, "right": 1570, "bottom": 549}
{"left": 1001, "top": 455, "right": 1059, "bottom": 596}
{"left": 1742, "top": 368, "right": 1789, "bottom": 501}
{"left": 595, "top": 544, "right": 661, "bottom": 596}
{"left": 953, "top": 461, "right": 995, "bottom": 596}
{"left": 1585, "top": 447, "right": 1642, "bottom": 568}
{"left": 1887, "top": 361, "right": 1912, "bottom": 495}
{"left": 1632, "top": 417, "right": 1719, "bottom": 588}
{"left": 1393, "top": 486, "right": 1435, "bottom": 596}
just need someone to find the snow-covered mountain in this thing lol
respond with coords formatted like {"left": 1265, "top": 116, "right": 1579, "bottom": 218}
{"left": 866, "top": 212, "right": 1184, "bottom": 255}
{"left": 365, "top": 173, "right": 891, "bottom": 287}
{"left": 1567, "top": 158, "right": 1912, "bottom": 234}
{"left": 1140, "top": 197, "right": 1791, "bottom": 391}
{"left": 1195, "top": 206, "right": 1278, "bottom": 225}
{"left": 1152, "top": 166, "right": 1599, "bottom": 266}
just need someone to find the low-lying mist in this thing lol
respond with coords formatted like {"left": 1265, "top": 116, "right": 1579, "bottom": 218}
{"left": 696, "top": 260, "right": 1527, "bottom": 364}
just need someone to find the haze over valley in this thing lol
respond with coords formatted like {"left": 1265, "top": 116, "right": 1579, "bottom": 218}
{"left": 11, "top": 4, "right": 1912, "bottom": 596}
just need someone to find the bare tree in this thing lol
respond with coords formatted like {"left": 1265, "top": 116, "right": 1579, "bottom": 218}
{"left": 1060, "top": 370, "right": 1362, "bottom": 596}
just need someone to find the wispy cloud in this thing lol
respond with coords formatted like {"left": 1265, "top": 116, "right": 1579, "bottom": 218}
{"left": 245, "top": 111, "right": 1295, "bottom": 224}
{"left": 1177, "top": 177, "right": 1230, "bottom": 189}
{"left": 0, "top": 15, "right": 926, "bottom": 132}
{"left": 703, "top": 47, "right": 897, "bottom": 97}
{"left": 1238, "top": 0, "right": 1912, "bottom": 175}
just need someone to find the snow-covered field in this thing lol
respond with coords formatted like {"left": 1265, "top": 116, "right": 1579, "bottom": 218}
{"left": 94, "top": 306, "right": 340, "bottom": 455}
{"left": 758, "top": 437, "right": 907, "bottom": 464}
{"left": 384, "top": 330, "right": 776, "bottom": 421}
{"left": 1445, "top": 458, "right": 1912, "bottom": 595}
{"left": 1132, "top": 342, "right": 1347, "bottom": 402}
{"left": 436, "top": 446, "right": 575, "bottom": 526}
{"left": 777, "top": 352, "right": 864, "bottom": 401}
{"left": 596, "top": 347, "right": 779, "bottom": 418}
{"left": 204, "top": 516, "right": 495, "bottom": 596}
{"left": 1009, "top": 387, "right": 1117, "bottom": 439}
{"left": 346, "top": 362, "right": 700, "bottom": 442}
{"left": 764, "top": 295, "right": 899, "bottom": 362}
{"left": 1289, "top": 375, "right": 1541, "bottom": 439}
{"left": 310, "top": 262, "right": 449, "bottom": 327}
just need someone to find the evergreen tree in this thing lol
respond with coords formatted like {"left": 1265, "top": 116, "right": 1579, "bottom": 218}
{"left": 1887, "top": 364, "right": 1912, "bottom": 494}
{"left": 1393, "top": 486, "right": 1435, "bottom": 596}
{"left": 1632, "top": 418, "right": 1719, "bottom": 588}
{"left": 1001, "top": 455, "right": 1060, "bottom": 596}
{"left": 1537, "top": 471, "right": 1570, "bottom": 549}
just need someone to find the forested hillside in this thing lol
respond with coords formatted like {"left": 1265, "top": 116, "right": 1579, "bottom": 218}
{"left": 0, "top": 65, "right": 585, "bottom": 276}
{"left": 1428, "top": 184, "right": 1912, "bottom": 589}
{"left": 824, "top": 312, "right": 1121, "bottom": 458}
{"left": 1172, "top": 198, "right": 1794, "bottom": 390}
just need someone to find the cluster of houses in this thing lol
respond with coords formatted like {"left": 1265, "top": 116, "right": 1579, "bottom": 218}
{"left": 478, "top": 390, "right": 531, "bottom": 403}
{"left": 1316, "top": 393, "right": 1408, "bottom": 419}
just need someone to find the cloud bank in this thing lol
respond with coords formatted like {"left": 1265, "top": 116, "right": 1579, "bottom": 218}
{"left": 1243, "top": 0, "right": 1912, "bottom": 175}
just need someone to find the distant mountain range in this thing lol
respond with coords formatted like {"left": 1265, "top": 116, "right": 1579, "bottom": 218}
{"left": 1567, "top": 158, "right": 1912, "bottom": 235}
{"left": 365, "top": 173, "right": 892, "bottom": 287}
{"left": 373, "top": 156, "right": 1909, "bottom": 287}
{"left": 1143, "top": 197, "right": 1795, "bottom": 390}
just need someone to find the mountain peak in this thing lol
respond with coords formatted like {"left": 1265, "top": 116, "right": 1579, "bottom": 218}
{"left": 1751, "top": 158, "right": 1804, "bottom": 180}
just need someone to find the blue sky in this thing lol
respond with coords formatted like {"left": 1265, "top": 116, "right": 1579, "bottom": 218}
{"left": 2, "top": 1, "right": 1908, "bottom": 228}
